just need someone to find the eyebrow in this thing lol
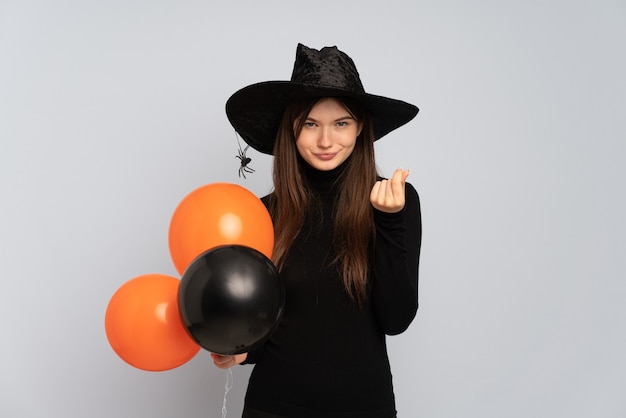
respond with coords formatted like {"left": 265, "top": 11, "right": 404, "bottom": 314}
{"left": 305, "top": 115, "right": 355, "bottom": 123}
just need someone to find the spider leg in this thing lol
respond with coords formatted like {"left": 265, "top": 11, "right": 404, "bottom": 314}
{"left": 236, "top": 144, "right": 254, "bottom": 179}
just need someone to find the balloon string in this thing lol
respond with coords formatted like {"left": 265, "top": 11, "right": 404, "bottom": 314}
{"left": 221, "top": 368, "right": 234, "bottom": 418}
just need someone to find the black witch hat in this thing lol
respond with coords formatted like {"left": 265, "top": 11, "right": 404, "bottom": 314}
{"left": 226, "top": 43, "right": 419, "bottom": 155}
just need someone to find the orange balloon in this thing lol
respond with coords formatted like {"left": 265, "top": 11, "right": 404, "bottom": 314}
{"left": 168, "top": 183, "right": 274, "bottom": 275}
{"left": 105, "top": 274, "right": 200, "bottom": 371}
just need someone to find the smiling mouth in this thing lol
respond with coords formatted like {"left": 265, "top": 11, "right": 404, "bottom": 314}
{"left": 315, "top": 153, "right": 336, "bottom": 161}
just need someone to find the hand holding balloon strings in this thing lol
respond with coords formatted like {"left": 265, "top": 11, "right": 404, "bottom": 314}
{"left": 211, "top": 353, "right": 248, "bottom": 369}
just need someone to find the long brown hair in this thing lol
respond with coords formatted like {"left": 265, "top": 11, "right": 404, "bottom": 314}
{"left": 268, "top": 97, "right": 378, "bottom": 304}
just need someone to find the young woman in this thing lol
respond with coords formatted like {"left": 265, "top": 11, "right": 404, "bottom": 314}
{"left": 213, "top": 43, "right": 422, "bottom": 418}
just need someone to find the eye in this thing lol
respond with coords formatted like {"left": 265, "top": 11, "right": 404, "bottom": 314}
{"left": 303, "top": 121, "right": 317, "bottom": 128}
{"left": 336, "top": 121, "right": 348, "bottom": 127}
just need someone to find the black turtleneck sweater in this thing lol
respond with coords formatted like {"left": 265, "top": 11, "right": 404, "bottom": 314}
{"left": 243, "top": 163, "right": 422, "bottom": 418}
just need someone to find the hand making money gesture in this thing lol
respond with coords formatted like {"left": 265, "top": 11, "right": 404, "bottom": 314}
{"left": 370, "top": 168, "right": 410, "bottom": 213}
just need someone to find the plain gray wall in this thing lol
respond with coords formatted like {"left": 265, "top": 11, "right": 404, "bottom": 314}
{"left": 1, "top": 1, "right": 625, "bottom": 417}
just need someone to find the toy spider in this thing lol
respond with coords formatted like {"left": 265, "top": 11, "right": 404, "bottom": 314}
{"left": 236, "top": 144, "right": 255, "bottom": 179}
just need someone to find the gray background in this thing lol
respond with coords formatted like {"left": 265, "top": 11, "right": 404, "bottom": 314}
{"left": 1, "top": 1, "right": 625, "bottom": 417}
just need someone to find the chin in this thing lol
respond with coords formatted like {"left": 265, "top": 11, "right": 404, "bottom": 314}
{"left": 313, "top": 161, "right": 341, "bottom": 171}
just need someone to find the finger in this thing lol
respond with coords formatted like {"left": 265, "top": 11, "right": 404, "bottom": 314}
{"left": 391, "top": 168, "right": 409, "bottom": 186}
{"left": 211, "top": 353, "right": 224, "bottom": 361}
{"left": 373, "top": 179, "right": 388, "bottom": 205}
{"left": 384, "top": 168, "right": 402, "bottom": 206}
{"left": 217, "top": 360, "right": 233, "bottom": 369}
{"left": 380, "top": 179, "right": 395, "bottom": 207}
{"left": 211, "top": 353, "right": 234, "bottom": 369}
{"left": 385, "top": 176, "right": 396, "bottom": 202}
{"left": 401, "top": 168, "right": 410, "bottom": 183}
{"left": 391, "top": 168, "right": 409, "bottom": 197}
{"left": 378, "top": 179, "right": 389, "bottom": 200}
{"left": 210, "top": 353, "right": 224, "bottom": 364}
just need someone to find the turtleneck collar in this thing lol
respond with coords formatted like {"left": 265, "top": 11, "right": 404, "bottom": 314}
{"left": 299, "top": 154, "right": 350, "bottom": 194}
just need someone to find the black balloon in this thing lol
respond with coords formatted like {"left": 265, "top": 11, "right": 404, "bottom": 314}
{"left": 178, "top": 245, "right": 284, "bottom": 355}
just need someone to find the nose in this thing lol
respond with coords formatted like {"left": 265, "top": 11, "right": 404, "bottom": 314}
{"left": 317, "top": 127, "right": 331, "bottom": 148}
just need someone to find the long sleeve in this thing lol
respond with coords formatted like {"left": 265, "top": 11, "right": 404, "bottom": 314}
{"left": 371, "top": 182, "right": 422, "bottom": 335}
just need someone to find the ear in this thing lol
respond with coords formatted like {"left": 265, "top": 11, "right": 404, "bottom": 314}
{"left": 356, "top": 122, "right": 363, "bottom": 137}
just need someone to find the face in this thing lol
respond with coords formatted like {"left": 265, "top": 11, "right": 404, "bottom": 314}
{"left": 295, "top": 98, "right": 362, "bottom": 171}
